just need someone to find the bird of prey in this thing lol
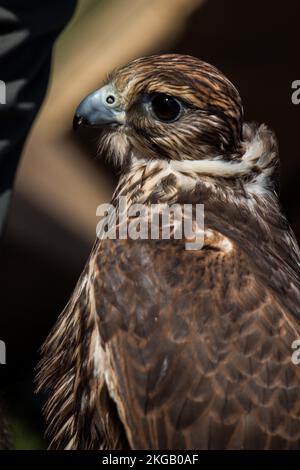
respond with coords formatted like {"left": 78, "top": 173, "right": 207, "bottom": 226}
{"left": 37, "top": 54, "right": 300, "bottom": 450}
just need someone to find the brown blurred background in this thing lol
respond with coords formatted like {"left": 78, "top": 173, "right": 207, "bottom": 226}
{"left": 0, "top": 0, "right": 299, "bottom": 448}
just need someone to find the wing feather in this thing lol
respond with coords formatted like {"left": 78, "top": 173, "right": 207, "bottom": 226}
{"left": 92, "top": 232, "right": 300, "bottom": 449}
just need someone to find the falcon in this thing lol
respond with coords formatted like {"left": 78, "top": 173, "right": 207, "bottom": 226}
{"left": 37, "top": 54, "right": 300, "bottom": 449}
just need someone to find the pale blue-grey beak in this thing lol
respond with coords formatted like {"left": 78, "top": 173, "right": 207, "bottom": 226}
{"left": 73, "top": 84, "right": 125, "bottom": 130}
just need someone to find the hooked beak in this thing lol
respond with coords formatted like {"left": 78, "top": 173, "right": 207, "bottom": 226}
{"left": 73, "top": 84, "right": 125, "bottom": 131}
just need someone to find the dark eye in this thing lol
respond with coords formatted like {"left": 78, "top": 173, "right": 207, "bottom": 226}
{"left": 150, "top": 94, "right": 182, "bottom": 122}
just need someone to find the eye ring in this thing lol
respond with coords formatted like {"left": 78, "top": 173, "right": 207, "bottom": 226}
{"left": 150, "top": 94, "right": 182, "bottom": 123}
{"left": 106, "top": 95, "right": 115, "bottom": 105}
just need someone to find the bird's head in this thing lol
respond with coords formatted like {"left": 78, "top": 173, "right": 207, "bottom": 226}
{"left": 74, "top": 54, "right": 243, "bottom": 165}
{"left": 74, "top": 54, "right": 278, "bottom": 197}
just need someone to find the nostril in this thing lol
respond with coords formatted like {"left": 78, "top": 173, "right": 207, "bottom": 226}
{"left": 106, "top": 95, "right": 115, "bottom": 105}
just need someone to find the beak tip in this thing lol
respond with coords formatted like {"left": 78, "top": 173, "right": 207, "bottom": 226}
{"left": 73, "top": 115, "right": 81, "bottom": 131}
{"left": 73, "top": 115, "right": 87, "bottom": 131}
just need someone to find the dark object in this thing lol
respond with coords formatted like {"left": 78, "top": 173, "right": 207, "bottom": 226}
{"left": 0, "top": 0, "right": 77, "bottom": 236}
{"left": 0, "top": 0, "right": 77, "bottom": 449}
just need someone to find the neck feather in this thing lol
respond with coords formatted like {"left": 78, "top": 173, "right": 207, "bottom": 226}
{"left": 113, "top": 122, "right": 279, "bottom": 206}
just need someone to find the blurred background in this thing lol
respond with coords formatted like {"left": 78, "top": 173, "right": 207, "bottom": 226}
{"left": 0, "top": 0, "right": 299, "bottom": 449}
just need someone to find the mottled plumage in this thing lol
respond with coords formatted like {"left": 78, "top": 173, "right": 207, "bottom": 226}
{"left": 37, "top": 54, "right": 300, "bottom": 449}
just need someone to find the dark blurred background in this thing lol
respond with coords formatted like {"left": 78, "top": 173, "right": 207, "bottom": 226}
{"left": 0, "top": 0, "right": 299, "bottom": 448}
